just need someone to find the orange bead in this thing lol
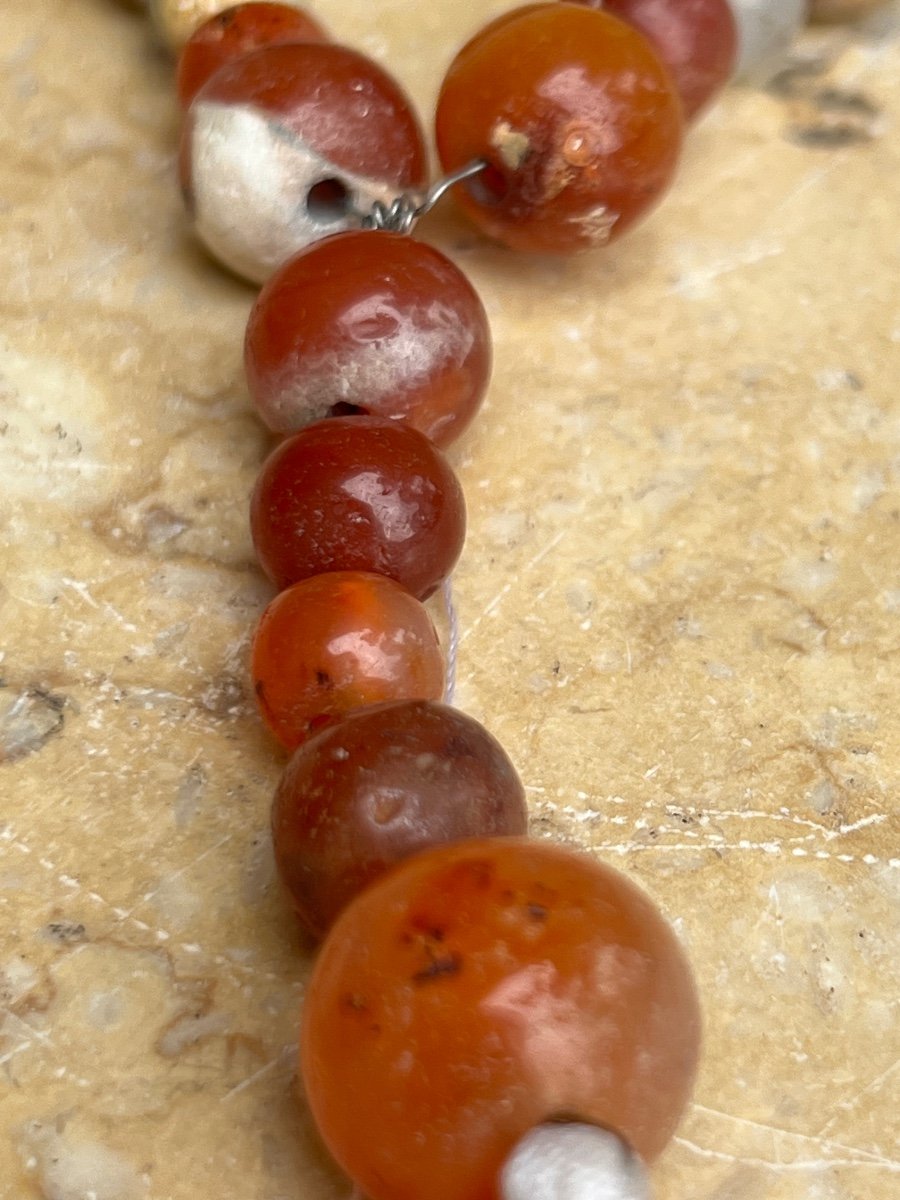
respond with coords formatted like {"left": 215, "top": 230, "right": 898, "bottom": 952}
{"left": 176, "top": 3, "right": 329, "bottom": 109}
{"left": 302, "top": 837, "right": 701, "bottom": 1200}
{"left": 435, "top": 3, "right": 683, "bottom": 253}
{"left": 252, "top": 572, "right": 444, "bottom": 750}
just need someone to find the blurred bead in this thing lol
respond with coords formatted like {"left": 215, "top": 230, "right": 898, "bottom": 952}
{"left": 501, "top": 1123, "right": 650, "bottom": 1200}
{"left": 302, "top": 837, "right": 701, "bottom": 1200}
{"left": 573, "top": 0, "right": 738, "bottom": 120}
{"left": 150, "top": 0, "right": 248, "bottom": 51}
{"left": 245, "top": 231, "right": 491, "bottom": 448}
{"left": 250, "top": 416, "right": 466, "bottom": 600}
{"left": 810, "top": 0, "right": 889, "bottom": 20}
{"left": 180, "top": 43, "right": 427, "bottom": 282}
{"left": 272, "top": 701, "right": 528, "bottom": 936}
{"left": 729, "top": 0, "right": 806, "bottom": 83}
{"left": 435, "top": 4, "right": 682, "bottom": 254}
{"left": 177, "top": 3, "right": 328, "bottom": 109}
{"left": 252, "top": 572, "right": 445, "bottom": 751}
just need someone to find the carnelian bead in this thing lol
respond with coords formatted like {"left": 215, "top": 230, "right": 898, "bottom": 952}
{"left": 435, "top": 4, "right": 683, "bottom": 254}
{"left": 272, "top": 701, "right": 528, "bottom": 937}
{"left": 250, "top": 416, "right": 465, "bottom": 600}
{"left": 245, "top": 231, "right": 491, "bottom": 449}
{"left": 573, "top": 0, "right": 737, "bottom": 120}
{"left": 176, "top": 3, "right": 328, "bottom": 109}
{"left": 302, "top": 837, "right": 701, "bottom": 1200}
{"left": 180, "top": 43, "right": 427, "bottom": 282}
{"left": 251, "top": 572, "right": 444, "bottom": 750}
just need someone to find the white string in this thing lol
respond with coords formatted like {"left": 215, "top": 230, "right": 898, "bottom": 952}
{"left": 441, "top": 576, "right": 459, "bottom": 706}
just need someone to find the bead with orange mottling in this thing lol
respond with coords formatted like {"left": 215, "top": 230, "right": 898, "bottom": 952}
{"left": 301, "top": 837, "right": 701, "bottom": 1200}
{"left": 252, "top": 572, "right": 444, "bottom": 750}
{"left": 435, "top": 4, "right": 683, "bottom": 254}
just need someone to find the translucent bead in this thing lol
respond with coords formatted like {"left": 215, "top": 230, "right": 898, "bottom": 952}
{"left": 272, "top": 702, "right": 528, "bottom": 936}
{"left": 435, "top": 4, "right": 683, "bottom": 254}
{"left": 250, "top": 416, "right": 466, "bottom": 600}
{"left": 245, "top": 231, "right": 491, "bottom": 448}
{"left": 180, "top": 43, "right": 427, "bottom": 282}
{"left": 176, "top": 3, "right": 328, "bottom": 109}
{"left": 573, "top": 0, "right": 738, "bottom": 120}
{"left": 251, "top": 572, "right": 445, "bottom": 750}
{"left": 301, "top": 837, "right": 701, "bottom": 1200}
{"left": 501, "top": 1123, "right": 650, "bottom": 1200}
{"left": 729, "top": 0, "right": 806, "bottom": 83}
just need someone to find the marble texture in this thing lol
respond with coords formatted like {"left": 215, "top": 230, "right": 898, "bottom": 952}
{"left": 2, "top": 1, "right": 899, "bottom": 1198}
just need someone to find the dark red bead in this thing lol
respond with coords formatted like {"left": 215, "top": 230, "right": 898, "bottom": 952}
{"left": 250, "top": 416, "right": 466, "bottom": 600}
{"left": 177, "top": 2, "right": 329, "bottom": 109}
{"left": 572, "top": 0, "right": 737, "bottom": 119}
{"left": 272, "top": 701, "right": 528, "bottom": 937}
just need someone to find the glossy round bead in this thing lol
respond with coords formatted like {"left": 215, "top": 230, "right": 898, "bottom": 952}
{"left": 245, "top": 231, "right": 492, "bottom": 449}
{"left": 180, "top": 43, "right": 428, "bottom": 282}
{"left": 272, "top": 701, "right": 528, "bottom": 937}
{"left": 301, "top": 838, "right": 701, "bottom": 1200}
{"left": 573, "top": 0, "right": 738, "bottom": 120}
{"left": 250, "top": 416, "right": 466, "bottom": 600}
{"left": 177, "top": 3, "right": 328, "bottom": 109}
{"left": 501, "top": 1123, "right": 650, "bottom": 1200}
{"left": 435, "top": 4, "right": 683, "bottom": 254}
{"left": 252, "top": 572, "right": 445, "bottom": 751}
{"left": 730, "top": 0, "right": 806, "bottom": 82}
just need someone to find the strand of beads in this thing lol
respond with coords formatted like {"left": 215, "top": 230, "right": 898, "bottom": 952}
{"left": 137, "top": 1, "right": 884, "bottom": 1196}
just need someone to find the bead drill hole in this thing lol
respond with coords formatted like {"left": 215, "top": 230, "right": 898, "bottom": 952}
{"left": 307, "top": 178, "right": 353, "bottom": 223}
{"left": 327, "top": 402, "right": 369, "bottom": 417}
{"left": 466, "top": 162, "right": 509, "bottom": 206}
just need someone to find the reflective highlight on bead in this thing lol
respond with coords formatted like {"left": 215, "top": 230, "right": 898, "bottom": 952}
{"left": 245, "top": 231, "right": 491, "bottom": 448}
{"left": 436, "top": 4, "right": 683, "bottom": 253}
{"left": 302, "top": 837, "right": 701, "bottom": 1200}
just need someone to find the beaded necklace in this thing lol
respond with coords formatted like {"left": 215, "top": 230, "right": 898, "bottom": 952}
{"left": 21, "top": 0, "right": 888, "bottom": 1195}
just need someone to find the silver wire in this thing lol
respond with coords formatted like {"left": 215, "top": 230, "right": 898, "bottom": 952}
{"left": 361, "top": 159, "right": 488, "bottom": 234}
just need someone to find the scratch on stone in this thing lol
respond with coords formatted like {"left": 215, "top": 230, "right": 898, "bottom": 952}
{"left": 459, "top": 529, "right": 566, "bottom": 647}
{"left": 220, "top": 1045, "right": 293, "bottom": 1101}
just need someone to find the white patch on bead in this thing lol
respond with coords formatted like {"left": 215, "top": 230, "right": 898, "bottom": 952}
{"left": 501, "top": 1123, "right": 650, "bottom": 1200}
{"left": 260, "top": 301, "right": 477, "bottom": 433}
{"left": 187, "top": 101, "right": 404, "bottom": 284}
{"left": 729, "top": 0, "right": 807, "bottom": 83}
{"left": 565, "top": 203, "right": 619, "bottom": 248}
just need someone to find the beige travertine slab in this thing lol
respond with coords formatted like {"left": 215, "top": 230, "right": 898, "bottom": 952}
{"left": 1, "top": 1, "right": 899, "bottom": 1198}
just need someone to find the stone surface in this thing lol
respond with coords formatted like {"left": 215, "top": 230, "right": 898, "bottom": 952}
{"left": 1, "top": 1, "right": 899, "bottom": 1199}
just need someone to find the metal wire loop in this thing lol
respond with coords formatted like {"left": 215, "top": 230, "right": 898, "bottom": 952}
{"left": 360, "top": 159, "right": 488, "bottom": 234}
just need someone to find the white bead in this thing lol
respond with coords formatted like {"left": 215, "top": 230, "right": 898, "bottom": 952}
{"left": 729, "top": 0, "right": 806, "bottom": 83}
{"left": 184, "top": 101, "right": 407, "bottom": 284}
{"left": 500, "top": 1123, "right": 651, "bottom": 1200}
